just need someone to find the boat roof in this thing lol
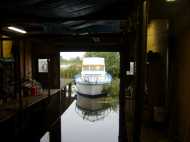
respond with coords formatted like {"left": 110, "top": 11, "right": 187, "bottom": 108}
{"left": 82, "top": 57, "right": 105, "bottom": 65}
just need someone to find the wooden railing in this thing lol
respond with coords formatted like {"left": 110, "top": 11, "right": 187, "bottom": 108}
{"left": 60, "top": 81, "right": 75, "bottom": 99}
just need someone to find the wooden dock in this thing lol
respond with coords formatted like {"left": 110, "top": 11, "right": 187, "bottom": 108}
{"left": 0, "top": 87, "right": 74, "bottom": 142}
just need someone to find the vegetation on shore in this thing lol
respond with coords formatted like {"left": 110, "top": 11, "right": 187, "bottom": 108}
{"left": 60, "top": 52, "right": 120, "bottom": 98}
{"left": 60, "top": 52, "right": 120, "bottom": 78}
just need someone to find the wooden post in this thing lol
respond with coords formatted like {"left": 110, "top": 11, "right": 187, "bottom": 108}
{"left": 119, "top": 46, "right": 128, "bottom": 142}
{"left": 48, "top": 58, "right": 51, "bottom": 97}
{"left": 0, "top": 38, "right": 2, "bottom": 102}
{"left": 63, "top": 86, "right": 67, "bottom": 97}
{"left": 50, "top": 119, "right": 61, "bottom": 142}
{"left": 68, "top": 83, "right": 72, "bottom": 98}
{"left": 0, "top": 37, "right": 2, "bottom": 57}
{"left": 167, "top": 19, "right": 178, "bottom": 142}
{"left": 133, "top": 1, "right": 147, "bottom": 142}
{"left": 14, "top": 40, "right": 23, "bottom": 109}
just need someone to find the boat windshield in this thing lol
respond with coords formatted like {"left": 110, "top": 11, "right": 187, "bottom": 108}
{"left": 82, "top": 65, "right": 104, "bottom": 71}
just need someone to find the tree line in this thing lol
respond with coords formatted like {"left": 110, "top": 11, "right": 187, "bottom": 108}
{"left": 60, "top": 52, "right": 120, "bottom": 78}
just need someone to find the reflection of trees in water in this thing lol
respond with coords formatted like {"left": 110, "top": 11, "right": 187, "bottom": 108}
{"left": 75, "top": 95, "right": 118, "bottom": 122}
{"left": 104, "top": 96, "right": 119, "bottom": 112}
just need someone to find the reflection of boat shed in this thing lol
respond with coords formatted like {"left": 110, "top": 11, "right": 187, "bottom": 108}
{"left": 76, "top": 94, "right": 108, "bottom": 111}
{"left": 75, "top": 95, "right": 111, "bottom": 122}
{"left": 75, "top": 105, "right": 110, "bottom": 122}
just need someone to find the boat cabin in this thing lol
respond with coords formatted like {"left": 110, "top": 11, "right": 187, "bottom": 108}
{"left": 81, "top": 57, "right": 106, "bottom": 76}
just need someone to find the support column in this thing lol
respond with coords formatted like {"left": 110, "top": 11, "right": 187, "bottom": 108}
{"left": 119, "top": 45, "right": 128, "bottom": 142}
{"left": 48, "top": 58, "right": 51, "bottom": 97}
{"left": 133, "top": 1, "right": 147, "bottom": 142}
{"left": 13, "top": 40, "right": 23, "bottom": 109}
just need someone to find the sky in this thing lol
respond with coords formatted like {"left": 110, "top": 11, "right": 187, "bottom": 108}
{"left": 60, "top": 52, "right": 86, "bottom": 60}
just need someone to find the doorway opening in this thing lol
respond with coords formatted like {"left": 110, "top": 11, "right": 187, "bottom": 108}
{"left": 59, "top": 51, "right": 120, "bottom": 142}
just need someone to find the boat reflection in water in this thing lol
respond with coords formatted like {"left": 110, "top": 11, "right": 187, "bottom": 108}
{"left": 75, "top": 94, "right": 112, "bottom": 122}
{"left": 61, "top": 93, "right": 119, "bottom": 142}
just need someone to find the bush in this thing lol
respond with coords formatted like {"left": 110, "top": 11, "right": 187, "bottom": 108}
{"left": 103, "top": 78, "right": 120, "bottom": 96}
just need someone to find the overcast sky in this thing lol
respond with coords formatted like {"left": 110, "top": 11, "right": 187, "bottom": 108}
{"left": 60, "top": 52, "right": 86, "bottom": 60}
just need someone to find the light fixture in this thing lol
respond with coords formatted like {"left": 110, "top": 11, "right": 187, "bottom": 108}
{"left": 166, "top": 0, "right": 176, "bottom": 2}
{"left": 8, "top": 26, "right": 27, "bottom": 34}
{"left": 79, "top": 32, "right": 88, "bottom": 36}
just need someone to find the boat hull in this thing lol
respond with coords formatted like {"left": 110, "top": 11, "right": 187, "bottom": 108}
{"left": 74, "top": 72, "right": 112, "bottom": 96}
{"left": 75, "top": 83, "right": 107, "bottom": 96}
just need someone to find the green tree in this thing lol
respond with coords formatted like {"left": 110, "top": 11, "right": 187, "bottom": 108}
{"left": 60, "top": 57, "right": 82, "bottom": 65}
{"left": 60, "top": 64, "right": 81, "bottom": 78}
{"left": 60, "top": 56, "right": 82, "bottom": 78}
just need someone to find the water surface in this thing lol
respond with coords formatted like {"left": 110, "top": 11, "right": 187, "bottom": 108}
{"left": 60, "top": 95, "right": 119, "bottom": 142}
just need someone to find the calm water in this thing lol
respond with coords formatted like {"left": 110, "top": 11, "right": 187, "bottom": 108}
{"left": 60, "top": 94, "right": 119, "bottom": 142}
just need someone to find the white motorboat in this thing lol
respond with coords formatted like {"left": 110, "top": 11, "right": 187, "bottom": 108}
{"left": 74, "top": 57, "right": 112, "bottom": 96}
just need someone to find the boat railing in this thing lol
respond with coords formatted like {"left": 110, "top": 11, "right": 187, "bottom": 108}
{"left": 75, "top": 73, "right": 112, "bottom": 84}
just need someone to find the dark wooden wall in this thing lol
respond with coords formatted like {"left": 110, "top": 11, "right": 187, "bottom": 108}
{"left": 29, "top": 34, "right": 123, "bottom": 89}
{"left": 31, "top": 41, "right": 60, "bottom": 89}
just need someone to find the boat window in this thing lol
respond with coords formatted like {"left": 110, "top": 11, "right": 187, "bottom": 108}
{"left": 83, "top": 65, "right": 104, "bottom": 71}
{"left": 83, "top": 65, "right": 90, "bottom": 71}
{"left": 90, "top": 65, "right": 104, "bottom": 71}
{"left": 90, "top": 66, "right": 96, "bottom": 71}
{"left": 96, "top": 65, "right": 104, "bottom": 71}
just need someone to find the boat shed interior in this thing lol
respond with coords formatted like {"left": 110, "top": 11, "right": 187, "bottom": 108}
{"left": 0, "top": 0, "right": 190, "bottom": 142}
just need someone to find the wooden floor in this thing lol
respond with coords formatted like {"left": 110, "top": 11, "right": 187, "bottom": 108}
{"left": 141, "top": 126, "right": 168, "bottom": 142}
